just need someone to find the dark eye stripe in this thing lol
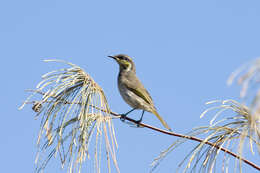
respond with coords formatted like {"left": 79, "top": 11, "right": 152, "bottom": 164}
{"left": 119, "top": 56, "right": 128, "bottom": 61}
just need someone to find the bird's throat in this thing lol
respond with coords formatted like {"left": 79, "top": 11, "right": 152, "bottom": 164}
{"left": 120, "top": 62, "right": 132, "bottom": 72}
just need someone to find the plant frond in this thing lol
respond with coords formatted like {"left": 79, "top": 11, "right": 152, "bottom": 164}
{"left": 227, "top": 58, "right": 260, "bottom": 114}
{"left": 20, "top": 60, "right": 119, "bottom": 173}
{"left": 151, "top": 99, "right": 260, "bottom": 173}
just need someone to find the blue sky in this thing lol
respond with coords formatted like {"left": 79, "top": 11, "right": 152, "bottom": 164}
{"left": 1, "top": 0, "right": 260, "bottom": 172}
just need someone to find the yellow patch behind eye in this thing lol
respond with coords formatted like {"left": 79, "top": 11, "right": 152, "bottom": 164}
{"left": 121, "top": 60, "right": 132, "bottom": 70}
{"left": 121, "top": 60, "right": 130, "bottom": 65}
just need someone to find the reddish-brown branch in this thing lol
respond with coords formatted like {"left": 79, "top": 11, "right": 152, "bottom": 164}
{"left": 110, "top": 111, "right": 260, "bottom": 171}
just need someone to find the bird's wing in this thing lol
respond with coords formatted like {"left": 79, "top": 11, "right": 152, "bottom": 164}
{"left": 124, "top": 73, "right": 154, "bottom": 106}
{"left": 124, "top": 72, "right": 172, "bottom": 131}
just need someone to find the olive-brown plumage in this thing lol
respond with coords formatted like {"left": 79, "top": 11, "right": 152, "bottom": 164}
{"left": 108, "top": 54, "right": 171, "bottom": 131}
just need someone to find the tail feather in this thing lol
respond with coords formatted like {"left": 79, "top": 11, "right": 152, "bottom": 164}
{"left": 152, "top": 110, "right": 172, "bottom": 131}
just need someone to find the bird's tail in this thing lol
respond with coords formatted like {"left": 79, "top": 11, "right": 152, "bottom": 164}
{"left": 152, "top": 110, "right": 172, "bottom": 131}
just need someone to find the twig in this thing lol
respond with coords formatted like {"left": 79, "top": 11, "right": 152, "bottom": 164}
{"left": 23, "top": 90, "right": 260, "bottom": 171}
{"left": 109, "top": 111, "right": 260, "bottom": 171}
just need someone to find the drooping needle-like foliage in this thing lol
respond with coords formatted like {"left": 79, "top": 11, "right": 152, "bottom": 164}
{"left": 151, "top": 58, "right": 260, "bottom": 173}
{"left": 19, "top": 60, "right": 119, "bottom": 173}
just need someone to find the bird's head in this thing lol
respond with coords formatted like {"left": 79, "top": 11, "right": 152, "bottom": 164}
{"left": 108, "top": 54, "right": 136, "bottom": 72}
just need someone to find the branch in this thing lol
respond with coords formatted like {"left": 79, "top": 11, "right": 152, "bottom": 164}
{"left": 23, "top": 89, "right": 260, "bottom": 171}
{"left": 109, "top": 111, "right": 260, "bottom": 171}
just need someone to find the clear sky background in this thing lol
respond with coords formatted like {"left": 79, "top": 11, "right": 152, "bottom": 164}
{"left": 1, "top": 0, "right": 260, "bottom": 172}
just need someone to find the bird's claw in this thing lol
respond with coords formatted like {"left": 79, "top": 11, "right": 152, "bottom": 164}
{"left": 134, "top": 120, "right": 142, "bottom": 127}
{"left": 120, "top": 114, "right": 127, "bottom": 122}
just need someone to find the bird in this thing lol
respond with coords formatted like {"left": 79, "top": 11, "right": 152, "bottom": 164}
{"left": 108, "top": 54, "right": 172, "bottom": 131}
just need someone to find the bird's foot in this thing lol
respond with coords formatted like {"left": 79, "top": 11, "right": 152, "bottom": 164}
{"left": 120, "top": 114, "right": 127, "bottom": 122}
{"left": 134, "top": 119, "right": 142, "bottom": 128}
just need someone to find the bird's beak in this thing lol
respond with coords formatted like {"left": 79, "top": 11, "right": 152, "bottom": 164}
{"left": 108, "top": 55, "right": 116, "bottom": 59}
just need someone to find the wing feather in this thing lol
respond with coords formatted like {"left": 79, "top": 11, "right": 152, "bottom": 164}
{"left": 124, "top": 72, "right": 154, "bottom": 106}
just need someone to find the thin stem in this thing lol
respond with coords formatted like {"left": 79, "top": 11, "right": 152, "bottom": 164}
{"left": 109, "top": 111, "right": 260, "bottom": 171}
{"left": 23, "top": 90, "right": 260, "bottom": 171}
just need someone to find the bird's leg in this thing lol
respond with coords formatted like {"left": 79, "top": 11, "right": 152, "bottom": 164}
{"left": 135, "top": 110, "right": 145, "bottom": 127}
{"left": 120, "top": 108, "right": 136, "bottom": 122}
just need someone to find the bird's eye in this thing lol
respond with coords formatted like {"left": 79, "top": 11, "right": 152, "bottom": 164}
{"left": 122, "top": 57, "right": 128, "bottom": 61}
